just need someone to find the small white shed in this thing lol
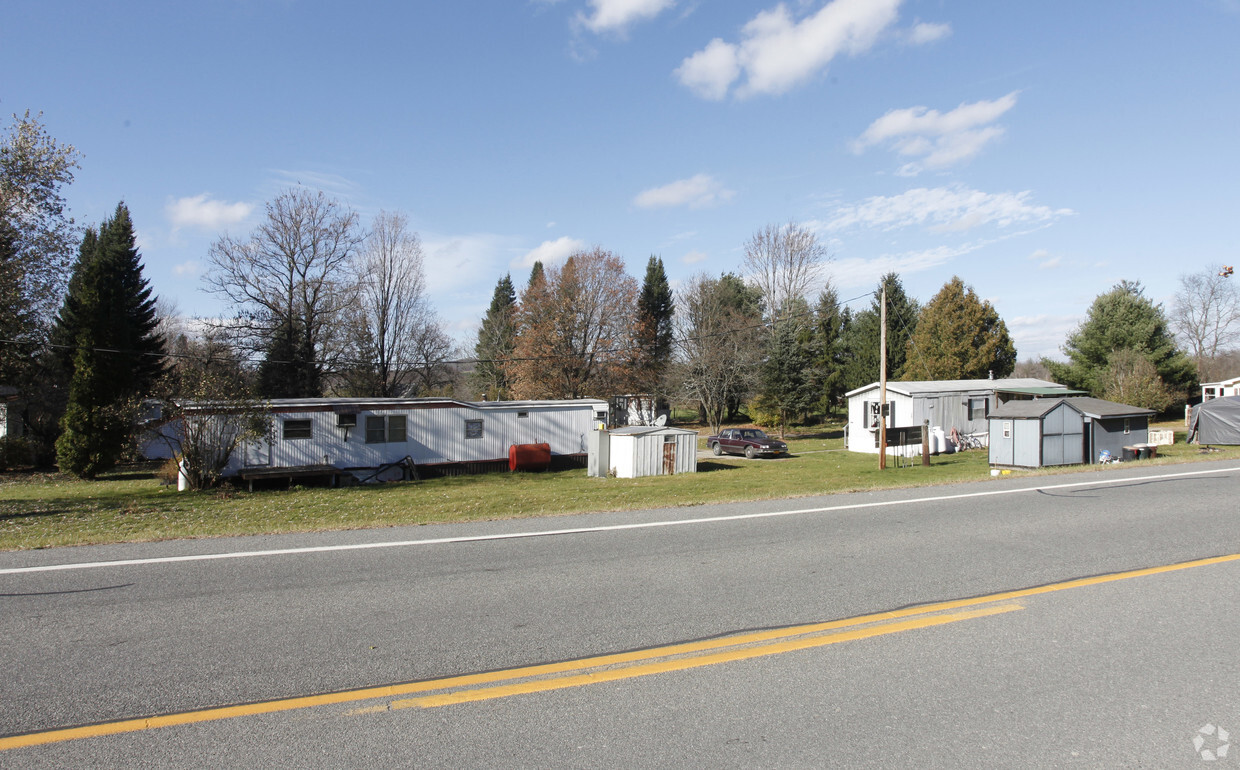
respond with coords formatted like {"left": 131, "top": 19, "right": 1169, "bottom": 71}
{"left": 607, "top": 426, "right": 698, "bottom": 478}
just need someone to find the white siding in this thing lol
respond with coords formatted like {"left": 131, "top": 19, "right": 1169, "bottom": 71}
{"left": 216, "top": 399, "right": 606, "bottom": 476}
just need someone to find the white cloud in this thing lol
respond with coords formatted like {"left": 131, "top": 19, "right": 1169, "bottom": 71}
{"left": 173, "top": 260, "right": 200, "bottom": 277}
{"left": 267, "top": 169, "right": 363, "bottom": 202}
{"left": 634, "top": 174, "right": 735, "bottom": 209}
{"left": 1008, "top": 314, "right": 1080, "bottom": 360}
{"left": 422, "top": 233, "right": 519, "bottom": 296}
{"left": 1029, "top": 249, "right": 1061, "bottom": 270}
{"left": 514, "top": 236, "right": 586, "bottom": 269}
{"left": 829, "top": 245, "right": 963, "bottom": 291}
{"left": 577, "top": 0, "right": 675, "bottom": 34}
{"left": 824, "top": 185, "right": 1073, "bottom": 233}
{"left": 165, "top": 194, "right": 253, "bottom": 231}
{"left": 853, "top": 92, "right": 1018, "bottom": 173}
{"left": 907, "top": 21, "right": 951, "bottom": 45}
{"left": 683, "top": 250, "right": 709, "bottom": 264}
{"left": 676, "top": 0, "right": 902, "bottom": 100}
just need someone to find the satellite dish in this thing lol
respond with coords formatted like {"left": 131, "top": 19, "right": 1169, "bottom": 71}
{"left": 654, "top": 414, "right": 668, "bottom": 426}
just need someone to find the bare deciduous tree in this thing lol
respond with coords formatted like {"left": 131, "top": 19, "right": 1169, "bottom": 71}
{"left": 673, "top": 273, "right": 764, "bottom": 435}
{"left": 347, "top": 211, "right": 435, "bottom": 396}
{"left": 1172, "top": 265, "right": 1240, "bottom": 377}
{"left": 742, "top": 222, "right": 827, "bottom": 319}
{"left": 204, "top": 188, "right": 362, "bottom": 395}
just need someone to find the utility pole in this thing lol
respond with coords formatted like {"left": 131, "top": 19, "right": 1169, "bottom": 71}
{"left": 879, "top": 284, "right": 887, "bottom": 470}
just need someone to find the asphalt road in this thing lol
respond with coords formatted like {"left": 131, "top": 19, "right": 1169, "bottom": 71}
{"left": 3, "top": 461, "right": 1240, "bottom": 767}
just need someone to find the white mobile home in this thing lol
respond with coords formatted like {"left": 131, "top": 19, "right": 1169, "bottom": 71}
{"left": 845, "top": 378, "right": 1074, "bottom": 455}
{"left": 158, "top": 397, "right": 609, "bottom": 482}
{"left": 1201, "top": 376, "right": 1240, "bottom": 402}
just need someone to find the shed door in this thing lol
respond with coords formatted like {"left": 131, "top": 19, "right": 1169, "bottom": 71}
{"left": 1041, "top": 405, "right": 1084, "bottom": 466}
{"left": 662, "top": 436, "right": 676, "bottom": 475}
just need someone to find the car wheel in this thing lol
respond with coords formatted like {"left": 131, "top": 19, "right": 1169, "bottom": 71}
{"left": 711, "top": 442, "right": 722, "bottom": 456}
{"left": 745, "top": 446, "right": 756, "bottom": 459}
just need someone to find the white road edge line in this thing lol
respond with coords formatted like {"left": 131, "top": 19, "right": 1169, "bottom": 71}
{"left": 3, "top": 464, "right": 1236, "bottom": 576}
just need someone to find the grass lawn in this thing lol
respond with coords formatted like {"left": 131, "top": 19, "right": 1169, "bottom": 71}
{"left": 2, "top": 422, "right": 1236, "bottom": 551}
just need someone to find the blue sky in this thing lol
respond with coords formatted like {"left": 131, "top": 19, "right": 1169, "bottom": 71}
{"left": 5, "top": 0, "right": 1239, "bottom": 360}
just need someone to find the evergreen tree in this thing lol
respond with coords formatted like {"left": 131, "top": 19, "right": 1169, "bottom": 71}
{"left": 902, "top": 276, "right": 1016, "bottom": 381}
{"left": 54, "top": 203, "right": 165, "bottom": 477}
{"left": 257, "top": 316, "right": 320, "bottom": 398}
{"left": 527, "top": 260, "right": 544, "bottom": 290}
{"left": 838, "top": 273, "right": 919, "bottom": 391}
{"left": 472, "top": 274, "right": 517, "bottom": 400}
{"left": 1047, "top": 280, "right": 1195, "bottom": 400}
{"left": 635, "top": 255, "right": 674, "bottom": 396}
{"left": 813, "top": 286, "right": 848, "bottom": 416}
{"left": 757, "top": 297, "right": 817, "bottom": 436}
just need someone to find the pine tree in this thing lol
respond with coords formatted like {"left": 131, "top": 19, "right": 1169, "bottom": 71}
{"left": 635, "top": 256, "right": 674, "bottom": 397}
{"left": 1047, "top": 280, "right": 1195, "bottom": 400}
{"left": 838, "top": 273, "right": 919, "bottom": 391}
{"left": 472, "top": 274, "right": 517, "bottom": 400}
{"left": 527, "top": 261, "right": 544, "bottom": 290}
{"left": 257, "top": 316, "right": 319, "bottom": 398}
{"left": 54, "top": 203, "right": 165, "bottom": 477}
{"left": 902, "top": 276, "right": 1016, "bottom": 381}
{"left": 813, "top": 286, "right": 848, "bottom": 416}
{"left": 757, "top": 297, "right": 817, "bottom": 436}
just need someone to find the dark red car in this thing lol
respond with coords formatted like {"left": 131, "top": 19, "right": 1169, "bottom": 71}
{"left": 706, "top": 428, "right": 789, "bottom": 459}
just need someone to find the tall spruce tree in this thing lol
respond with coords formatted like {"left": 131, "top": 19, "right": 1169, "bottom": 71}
{"left": 55, "top": 203, "right": 164, "bottom": 477}
{"left": 472, "top": 274, "right": 517, "bottom": 400}
{"left": 257, "top": 316, "right": 320, "bottom": 398}
{"left": 838, "top": 273, "right": 919, "bottom": 391}
{"left": 757, "top": 297, "right": 817, "bottom": 436}
{"left": 636, "top": 256, "right": 674, "bottom": 395}
{"left": 813, "top": 286, "right": 848, "bottom": 416}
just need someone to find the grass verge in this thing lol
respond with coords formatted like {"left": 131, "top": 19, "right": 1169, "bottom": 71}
{"left": 2, "top": 424, "right": 1236, "bottom": 551}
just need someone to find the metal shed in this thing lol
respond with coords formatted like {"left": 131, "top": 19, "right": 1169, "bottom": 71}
{"left": 606, "top": 426, "right": 698, "bottom": 478}
{"left": 988, "top": 397, "right": 1153, "bottom": 468}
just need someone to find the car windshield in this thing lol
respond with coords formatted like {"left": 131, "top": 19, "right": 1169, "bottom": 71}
{"left": 741, "top": 430, "right": 767, "bottom": 440}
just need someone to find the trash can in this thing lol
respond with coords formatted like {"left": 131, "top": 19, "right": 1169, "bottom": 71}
{"left": 1135, "top": 446, "right": 1150, "bottom": 460}
{"left": 1122, "top": 446, "right": 1137, "bottom": 461}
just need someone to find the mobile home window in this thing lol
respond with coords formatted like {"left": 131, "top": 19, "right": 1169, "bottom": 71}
{"left": 366, "top": 415, "right": 407, "bottom": 444}
{"left": 968, "top": 398, "right": 988, "bottom": 421}
{"left": 1124, "top": 417, "right": 1131, "bottom": 435}
{"left": 465, "top": 419, "right": 484, "bottom": 439}
{"left": 517, "top": 411, "right": 529, "bottom": 419}
{"left": 283, "top": 419, "right": 312, "bottom": 440}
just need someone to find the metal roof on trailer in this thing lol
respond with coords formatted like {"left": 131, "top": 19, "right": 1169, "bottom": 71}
{"left": 181, "top": 397, "right": 608, "bottom": 413}
{"left": 845, "top": 378, "right": 1065, "bottom": 398}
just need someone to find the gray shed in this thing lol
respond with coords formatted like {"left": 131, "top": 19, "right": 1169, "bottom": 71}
{"left": 1188, "top": 396, "right": 1240, "bottom": 445}
{"left": 988, "top": 397, "right": 1154, "bottom": 468}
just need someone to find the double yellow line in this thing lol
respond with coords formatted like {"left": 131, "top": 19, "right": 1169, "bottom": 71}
{"left": 4, "top": 552, "right": 1239, "bottom": 752}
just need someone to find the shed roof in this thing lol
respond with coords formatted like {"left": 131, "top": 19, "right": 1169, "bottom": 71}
{"left": 846, "top": 378, "right": 1064, "bottom": 398}
{"left": 990, "top": 396, "right": 1154, "bottom": 420}
{"left": 609, "top": 426, "right": 697, "bottom": 436}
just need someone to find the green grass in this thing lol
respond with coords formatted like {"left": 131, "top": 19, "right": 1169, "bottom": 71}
{"left": 2, "top": 423, "right": 1237, "bottom": 551}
